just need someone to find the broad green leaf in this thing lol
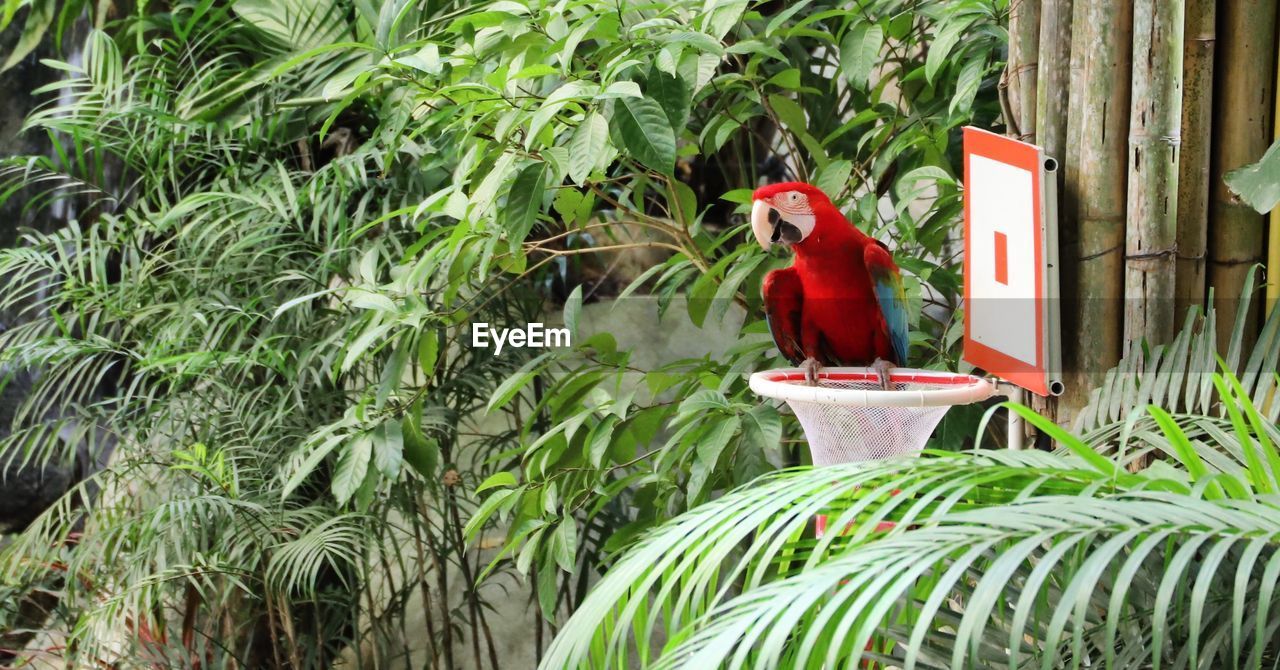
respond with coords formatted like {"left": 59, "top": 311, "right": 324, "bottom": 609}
{"left": 596, "top": 81, "right": 642, "bottom": 99}
{"left": 552, "top": 519, "right": 577, "bottom": 573}
{"left": 503, "top": 162, "right": 549, "bottom": 243}
{"left": 487, "top": 370, "right": 536, "bottom": 413}
{"left": 373, "top": 420, "right": 403, "bottom": 478}
{"left": 686, "top": 415, "right": 740, "bottom": 503}
{"left": 476, "top": 471, "right": 517, "bottom": 493}
{"left": 537, "top": 556, "right": 559, "bottom": 619}
{"left": 700, "top": 0, "right": 747, "bottom": 39}
{"left": 610, "top": 95, "right": 676, "bottom": 174}
{"left": 417, "top": 329, "right": 439, "bottom": 380}
{"left": 332, "top": 433, "right": 373, "bottom": 505}
{"left": 647, "top": 70, "right": 691, "bottom": 135}
{"left": 1225, "top": 138, "right": 1280, "bottom": 214}
{"left": 766, "top": 68, "right": 801, "bottom": 90}
{"left": 767, "top": 94, "right": 807, "bottom": 133}
{"left": 949, "top": 56, "right": 985, "bottom": 115}
{"left": 925, "top": 15, "right": 979, "bottom": 83}
{"left": 402, "top": 401, "right": 438, "bottom": 479}
{"left": 568, "top": 112, "right": 609, "bottom": 185}
{"left": 839, "top": 22, "right": 883, "bottom": 89}
{"left": 3, "top": 0, "right": 51, "bottom": 72}
{"left": 814, "top": 160, "right": 853, "bottom": 200}
{"left": 464, "top": 488, "right": 517, "bottom": 542}
{"left": 553, "top": 188, "right": 584, "bottom": 222}
{"left": 661, "top": 31, "right": 724, "bottom": 55}
{"left": 527, "top": 81, "right": 599, "bottom": 149}
{"left": 563, "top": 284, "right": 583, "bottom": 336}
{"left": 376, "top": 334, "right": 409, "bottom": 409}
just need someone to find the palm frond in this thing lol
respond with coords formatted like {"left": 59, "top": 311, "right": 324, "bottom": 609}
{"left": 1076, "top": 267, "right": 1280, "bottom": 432}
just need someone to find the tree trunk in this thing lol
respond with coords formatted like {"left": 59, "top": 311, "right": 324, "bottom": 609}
{"left": 1208, "top": 0, "right": 1277, "bottom": 352}
{"left": 1007, "top": 0, "right": 1041, "bottom": 142}
{"left": 1124, "top": 0, "right": 1183, "bottom": 348}
{"left": 1174, "top": 0, "right": 1214, "bottom": 320}
{"left": 1058, "top": 0, "right": 1133, "bottom": 417}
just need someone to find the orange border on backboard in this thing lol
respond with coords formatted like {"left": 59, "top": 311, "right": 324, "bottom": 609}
{"left": 962, "top": 127, "right": 1049, "bottom": 396}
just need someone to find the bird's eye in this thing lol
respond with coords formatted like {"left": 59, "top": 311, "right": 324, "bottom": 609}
{"left": 789, "top": 192, "right": 799, "bottom": 202}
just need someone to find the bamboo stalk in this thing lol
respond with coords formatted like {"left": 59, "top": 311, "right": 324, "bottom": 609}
{"left": 1173, "top": 0, "right": 1214, "bottom": 320}
{"left": 1124, "top": 0, "right": 1184, "bottom": 348}
{"left": 1269, "top": 36, "right": 1280, "bottom": 316}
{"left": 1209, "top": 0, "right": 1278, "bottom": 351}
{"left": 1058, "top": 0, "right": 1133, "bottom": 417}
{"left": 1006, "top": 0, "right": 1041, "bottom": 141}
{"left": 1034, "top": 0, "right": 1072, "bottom": 163}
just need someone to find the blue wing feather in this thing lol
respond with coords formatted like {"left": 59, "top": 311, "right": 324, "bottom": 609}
{"left": 864, "top": 244, "right": 910, "bottom": 365}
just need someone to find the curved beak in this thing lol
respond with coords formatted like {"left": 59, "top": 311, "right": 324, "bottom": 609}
{"left": 751, "top": 199, "right": 774, "bottom": 251}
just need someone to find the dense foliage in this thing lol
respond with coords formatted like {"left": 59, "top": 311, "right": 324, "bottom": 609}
{"left": 0, "top": 0, "right": 1006, "bottom": 666}
{"left": 547, "top": 292, "right": 1280, "bottom": 668}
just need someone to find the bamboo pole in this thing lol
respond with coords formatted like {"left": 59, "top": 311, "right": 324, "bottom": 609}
{"left": 1269, "top": 36, "right": 1280, "bottom": 315}
{"left": 1174, "top": 0, "right": 1214, "bottom": 319}
{"left": 1124, "top": 0, "right": 1183, "bottom": 348}
{"left": 1058, "top": 0, "right": 1133, "bottom": 417}
{"left": 1035, "top": 0, "right": 1073, "bottom": 163}
{"left": 1006, "top": 0, "right": 1041, "bottom": 141}
{"left": 1209, "top": 0, "right": 1277, "bottom": 351}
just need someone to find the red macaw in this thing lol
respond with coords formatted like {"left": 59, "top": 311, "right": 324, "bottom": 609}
{"left": 751, "top": 182, "right": 909, "bottom": 388}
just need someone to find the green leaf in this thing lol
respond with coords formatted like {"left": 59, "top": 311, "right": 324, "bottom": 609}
{"left": 563, "top": 284, "right": 583, "bottom": 336}
{"left": 661, "top": 31, "right": 724, "bottom": 55}
{"left": 839, "top": 22, "right": 883, "bottom": 89}
{"left": 949, "top": 56, "right": 985, "bottom": 115}
{"left": 926, "top": 15, "right": 979, "bottom": 83}
{"left": 687, "top": 415, "right": 740, "bottom": 503}
{"left": 596, "top": 81, "right": 641, "bottom": 99}
{"left": 766, "top": 68, "right": 801, "bottom": 90}
{"left": 553, "top": 188, "right": 584, "bottom": 222}
{"left": 417, "top": 329, "right": 439, "bottom": 380}
{"left": 504, "top": 162, "right": 549, "bottom": 243}
{"left": 700, "top": 0, "right": 747, "bottom": 39}
{"left": 402, "top": 401, "right": 438, "bottom": 479}
{"left": 333, "top": 433, "right": 373, "bottom": 505}
{"left": 1224, "top": 138, "right": 1280, "bottom": 214}
{"left": 568, "top": 111, "right": 609, "bottom": 185}
{"left": 609, "top": 95, "right": 676, "bottom": 174}
{"left": 647, "top": 70, "right": 692, "bottom": 135}
{"left": 537, "top": 557, "right": 559, "bottom": 620}
{"left": 373, "top": 420, "right": 403, "bottom": 478}
{"left": 487, "top": 370, "right": 536, "bottom": 413}
{"left": 814, "top": 160, "right": 853, "bottom": 200}
{"left": 553, "top": 520, "right": 577, "bottom": 573}
{"left": 476, "top": 471, "right": 517, "bottom": 493}
{"left": 587, "top": 414, "right": 620, "bottom": 468}
{"left": 464, "top": 488, "right": 517, "bottom": 543}
{"left": 3, "top": 0, "right": 54, "bottom": 72}
{"left": 527, "top": 80, "right": 598, "bottom": 148}
{"left": 767, "top": 94, "right": 807, "bottom": 132}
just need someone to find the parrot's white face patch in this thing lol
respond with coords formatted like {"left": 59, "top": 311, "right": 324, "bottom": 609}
{"left": 751, "top": 191, "right": 816, "bottom": 251}
{"left": 772, "top": 192, "right": 816, "bottom": 240}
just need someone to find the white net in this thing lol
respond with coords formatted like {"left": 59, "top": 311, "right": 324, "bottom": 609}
{"left": 775, "top": 377, "right": 962, "bottom": 465}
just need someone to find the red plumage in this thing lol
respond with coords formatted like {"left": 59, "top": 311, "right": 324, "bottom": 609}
{"left": 754, "top": 182, "right": 904, "bottom": 368}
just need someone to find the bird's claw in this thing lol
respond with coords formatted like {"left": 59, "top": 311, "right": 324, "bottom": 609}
{"left": 800, "top": 357, "right": 822, "bottom": 387}
{"left": 872, "top": 358, "right": 895, "bottom": 390}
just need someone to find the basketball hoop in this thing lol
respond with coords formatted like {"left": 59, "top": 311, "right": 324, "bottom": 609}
{"left": 749, "top": 368, "right": 996, "bottom": 465}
